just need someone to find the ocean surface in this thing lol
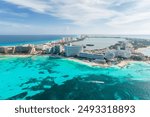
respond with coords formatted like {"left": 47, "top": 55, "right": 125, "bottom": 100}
{"left": 0, "top": 35, "right": 75, "bottom": 46}
{"left": 0, "top": 35, "right": 150, "bottom": 46}
{"left": 0, "top": 55, "right": 150, "bottom": 100}
{"left": 0, "top": 35, "right": 150, "bottom": 100}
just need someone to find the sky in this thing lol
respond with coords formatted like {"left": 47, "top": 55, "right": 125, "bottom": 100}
{"left": 0, "top": 0, "right": 150, "bottom": 35}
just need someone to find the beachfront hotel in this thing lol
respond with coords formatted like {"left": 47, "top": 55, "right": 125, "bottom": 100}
{"left": 64, "top": 44, "right": 83, "bottom": 57}
{"left": 78, "top": 52, "right": 105, "bottom": 60}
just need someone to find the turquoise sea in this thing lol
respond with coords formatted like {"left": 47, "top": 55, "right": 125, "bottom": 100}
{"left": 0, "top": 35, "right": 75, "bottom": 46}
{"left": 0, "top": 35, "right": 150, "bottom": 100}
{"left": 0, "top": 55, "right": 150, "bottom": 100}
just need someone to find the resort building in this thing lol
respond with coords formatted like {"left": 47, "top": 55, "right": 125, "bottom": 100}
{"left": 15, "top": 45, "right": 35, "bottom": 54}
{"left": 0, "top": 47, "right": 6, "bottom": 53}
{"left": 45, "top": 47, "right": 52, "bottom": 54}
{"left": 78, "top": 52, "right": 105, "bottom": 60}
{"left": 114, "top": 50, "right": 131, "bottom": 58}
{"left": 50, "top": 45, "right": 63, "bottom": 54}
{"left": 64, "top": 44, "right": 83, "bottom": 57}
{"left": 35, "top": 44, "right": 50, "bottom": 51}
{"left": 105, "top": 49, "right": 131, "bottom": 59}
{"left": 131, "top": 53, "right": 146, "bottom": 61}
{"left": 117, "top": 41, "right": 133, "bottom": 50}
{"left": 105, "top": 51, "right": 116, "bottom": 61}
{"left": 0, "top": 46, "right": 16, "bottom": 54}
{"left": 62, "top": 37, "right": 76, "bottom": 43}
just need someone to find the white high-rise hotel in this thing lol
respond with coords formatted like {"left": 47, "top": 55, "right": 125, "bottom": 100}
{"left": 64, "top": 44, "right": 83, "bottom": 57}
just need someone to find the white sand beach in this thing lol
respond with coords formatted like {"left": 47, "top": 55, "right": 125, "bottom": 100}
{"left": 0, "top": 55, "right": 32, "bottom": 61}
{"left": 0, "top": 54, "right": 32, "bottom": 58}
{"left": 66, "top": 57, "right": 149, "bottom": 68}
{"left": 116, "top": 60, "right": 135, "bottom": 67}
{"left": 66, "top": 57, "right": 109, "bottom": 68}
{"left": 0, "top": 54, "right": 149, "bottom": 68}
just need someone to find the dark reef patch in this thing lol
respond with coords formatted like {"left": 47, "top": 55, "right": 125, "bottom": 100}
{"left": 8, "top": 92, "right": 28, "bottom": 100}
{"left": 39, "top": 71, "right": 45, "bottom": 74}
{"left": 25, "top": 74, "right": 150, "bottom": 100}
{"left": 20, "top": 78, "right": 39, "bottom": 87}
{"left": 62, "top": 75, "right": 69, "bottom": 78}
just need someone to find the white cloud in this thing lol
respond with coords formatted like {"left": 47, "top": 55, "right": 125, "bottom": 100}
{"left": 4, "top": 0, "right": 150, "bottom": 26}
{"left": 3, "top": 0, "right": 118, "bottom": 24}
{"left": 0, "top": 9, "right": 28, "bottom": 17}
{"left": 108, "top": 11, "right": 150, "bottom": 26}
{"left": 2, "top": 0, "right": 150, "bottom": 34}
{"left": 108, "top": 0, "right": 150, "bottom": 26}
{"left": 3, "top": 0, "right": 52, "bottom": 13}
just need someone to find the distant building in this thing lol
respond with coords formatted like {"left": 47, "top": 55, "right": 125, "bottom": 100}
{"left": 0, "top": 47, "right": 6, "bottom": 53}
{"left": 105, "top": 51, "right": 115, "bottom": 61}
{"left": 105, "top": 49, "right": 131, "bottom": 59}
{"left": 15, "top": 45, "right": 35, "bottom": 54}
{"left": 45, "top": 47, "right": 52, "bottom": 54}
{"left": 0, "top": 46, "right": 17, "bottom": 54}
{"left": 63, "top": 37, "right": 73, "bottom": 43}
{"left": 79, "top": 52, "right": 105, "bottom": 60}
{"left": 114, "top": 50, "right": 131, "bottom": 58}
{"left": 118, "top": 41, "right": 133, "bottom": 50}
{"left": 15, "top": 46, "right": 31, "bottom": 54}
{"left": 51, "top": 45, "right": 63, "bottom": 54}
{"left": 35, "top": 44, "right": 50, "bottom": 51}
{"left": 64, "top": 45, "right": 83, "bottom": 57}
{"left": 131, "top": 53, "right": 146, "bottom": 61}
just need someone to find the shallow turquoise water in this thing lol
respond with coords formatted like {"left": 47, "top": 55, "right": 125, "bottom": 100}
{"left": 0, "top": 56, "right": 150, "bottom": 100}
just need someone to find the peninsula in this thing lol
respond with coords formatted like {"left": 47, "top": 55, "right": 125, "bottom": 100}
{"left": 0, "top": 35, "right": 150, "bottom": 67}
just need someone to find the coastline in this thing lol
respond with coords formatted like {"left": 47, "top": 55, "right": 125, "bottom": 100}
{"left": 136, "top": 46, "right": 150, "bottom": 51}
{"left": 66, "top": 57, "right": 109, "bottom": 67}
{"left": 0, "top": 54, "right": 149, "bottom": 68}
{"left": 63, "top": 57, "right": 149, "bottom": 68}
{"left": 0, "top": 54, "right": 32, "bottom": 58}
{"left": 117, "top": 60, "right": 137, "bottom": 67}
{"left": 135, "top": 46, "right": 150, "bottom": 57}
{"left": 0, "top": 36, "right": 150, "bottom": 69}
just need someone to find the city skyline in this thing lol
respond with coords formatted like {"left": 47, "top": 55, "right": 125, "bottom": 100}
{"left": 0, "top": 0, "right": 150, "bottom": 35}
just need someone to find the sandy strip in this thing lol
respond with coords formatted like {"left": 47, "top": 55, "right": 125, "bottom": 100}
{"left": 66, "top": 57, "right": 149, "bottom": 68}
{"left": 0, "top": 54, "right": 149, "bottom": 67}
{"left": 116, "top": 60, "right": 135, "bottom": 67}
{"left": 49, "top": 55, "right": 148, "bottom": 68}
{"left": 66, "top": 57, "right": 109, "bottom": 68}
{"left": 136, "top": 46, "right": 150, "bottom": 51}
{"left": 0, "top": 54, "right": 32, "bottom": 58}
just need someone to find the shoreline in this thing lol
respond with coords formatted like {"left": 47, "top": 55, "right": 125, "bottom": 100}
{"left": 135, "top": 46, "right": 150, "bottom": 57}
{"left": 66, "top": 57, "right": 109, "bottom": 68}
{"left": 136, "top": 46, "right": 150, "bottom": 51}
{"left": 65, "top": 57, "right": 147, "bottom": 68}
{"left": 0, "top": 54, "right": 149, "bottom": 68}
{"left": 0, "top": 54, "right": 32, "bottom": 58}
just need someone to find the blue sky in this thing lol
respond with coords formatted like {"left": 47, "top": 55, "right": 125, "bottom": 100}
{"left": 0, "top": 0, "right": 150, "bottom": 34}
